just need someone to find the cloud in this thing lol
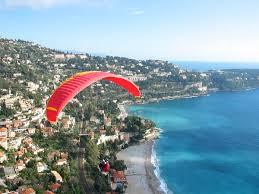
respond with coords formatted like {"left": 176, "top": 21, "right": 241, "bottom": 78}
{"left": 1, "top": 0, "right": 109, "bottom": 9}
{"left": 129, "top": 9, "right": 144, "bottom": 16}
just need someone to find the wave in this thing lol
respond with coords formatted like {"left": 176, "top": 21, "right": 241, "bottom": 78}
{"left": 151, "top": 141, "right": 173, "bottom": 194}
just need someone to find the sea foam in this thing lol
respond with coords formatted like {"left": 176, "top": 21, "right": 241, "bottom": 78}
{"left": 151, "top": 140, "right": 173, "bottom": 194}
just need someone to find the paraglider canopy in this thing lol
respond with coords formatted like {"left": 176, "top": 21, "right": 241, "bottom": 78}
{"left": 46, "top": 71, "right": 141, "bottom": 123}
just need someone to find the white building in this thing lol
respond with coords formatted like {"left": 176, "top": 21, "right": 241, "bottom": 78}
{"left": 0, "top": 151, "right": 7, "bottom": 163}
{"left": 37, "top": 162, "right": 48, "bottom": 173}
{"left": 0, "top": 128, "right": 8, "bottom": 150}
{"left": 97, "top": 134, "right": 118, "bottom": 145}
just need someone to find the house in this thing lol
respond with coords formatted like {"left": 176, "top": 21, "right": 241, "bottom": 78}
{"left": 0, "top": 137, "right": 8, "bottom": 150}
{"left": 104, "top": 117, "right": 111, "bottom": 127}
{"left": 12, "top": 120, "right": 23, "bottom": 129}
{"left": 0, "top": 128, "right": 8, "bottom": 137}
{"left": 23, "top": 157, "right": 31, "bottom": 164}
{"left": 1, "top": 166, "right": 17, "bottom": 179}
{"left": 27, "top": 128, "right": 35, "bottom": 134}
{"left": 27, "top": 145, "right": 44, "bottom": 155}
{"left": 0, "top": 119, "right": 12, "bottom": 129}
{"left": 90, "top": 116, "right": 100, "bottom": 124}
{"left": 87, "top": 131, "right": 95, "bottom": 140}
{"left": 49, "top": 183, "right": 61, "bottom": 192}
{"left": 20, "top": 187, "right": 36, "bottom": 194}
{"left": 0, "top": 151, "right": 7, "bottom": 163}
{"left": 54, "top": 54, "right": 65, "bottom": 60}
{"left": 37, "top": 162, "right": 48, "bottom": 173}
{"left": 60, "top": 152, "right": 68, "bottom": 159}
{"left": 13, "top": 128, "right": 27, "bottom": 133}
{"left": 110, "top": 169, "right": 127, "bottom": 192}
{"left": 97, "top": 134, "right": 118, "bottom": 145}
{"left": 119, "top": 132, "right": 130, "bottom": 144}
{"left": 8, "top": 137, "right": 23, "bottom": 150}
{"left": 43, "top": 191, "right": 54, "bottom": 194}
{"left": 47, "top": 151, "right": 60, "bottom": 162}
{"left": 51, "top": 171, "right": 63, "bottom": 183}
{"left": 41, "top": 127, "right": 54, "bottom": 137}
{"left": 22, "top": 137, "right": 33, "bottom": 147}
{"left": 27, "top": 82, "right": 39, "bottom": 92}
{"left": 99, "top": 130, "right": 106, "bottom": 136}
{"left": 65, "top": 54, "right": 75, "bottom": 59}
{"left": 60, "top": 116, "right": 75, "bottom": 129}
{"left": 13, "top": 148, "right": 25, "bottom": 159}
{"left": 8, "top": 129, "right": 16, "bottom": 138}
{"left": 60, "top": 117, "right": 70, "bottom": 129}
{"left": 15, "top": 160, "right": 26, "bottom": 172}
{"left": 56, "top": 158, "right": 67, "bottom": 166}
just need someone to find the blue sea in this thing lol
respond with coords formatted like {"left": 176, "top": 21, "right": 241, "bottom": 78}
{"left": 129, "top": 89, "right": 259, "bottom": 194}
{"left": 172, "top": 61, "right": 259, "bottom": 71}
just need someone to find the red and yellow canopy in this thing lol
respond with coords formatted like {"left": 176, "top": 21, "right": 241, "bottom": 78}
{"left": 46, "top": 71, "right": 141, "bottom": 122}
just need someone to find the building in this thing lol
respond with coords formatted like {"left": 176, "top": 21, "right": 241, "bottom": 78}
{"left": 127, "top": 75, "right": 147, "bottom": 82}
{"left": 0, "top": 128, "right": 7, "bottom": 137}
{"left": 119, "top": 132, "right": 131, "bottom": 144}
{"left": 41, "top": 127, "right": 54, "bottom": 137}
{"left": 43, "top": 191, "right": 54, "bottom": 194}
{"left": 1, "top": 166, "right": 17, "bottom": 179}
{"left": 27, "top": 145, "right": 44, "bottom": 155}
{"left": 15, "top": 160, "right": 26, "bottom": 172}
{"left": 8, "top": 129, "right": 16, "bottom": 138}
{"left": 0, "top": 151, "right": 7, "bottom": 163}
{"left": 110, "top": 169, "right": 127, "bottom": 192}
{"left": 37, "top": 162, "right": 48, "bottom": 173}
{"left": 49, "top": 183, "right": 61, "bottom": 192}
{"left": 27, "top": 82, "right": 39, "bottom": 93}
{"left": 86, "top": 131, "right": 95, "bottom": 140}
{"left": 20, "top": 187, "right": 36, "bottom": 194}
{"left": 0, "top": 128, "right": 8, "bottom": 150}
{"left": 97, "top": 134, "right": 118, "bottom": 145}
{"left": 27, "top": 128, "right": 36, "bottom": 134}
{"left": 54, "top": 54, "right": 65, "bottom": 60}
{"left": 56, "top": 158, "right": 67, "bottom": 166}
{"left": 8, "top": 137, "right": 23, "bottom": 150}
{"left": 51, "top": 171, "right": 63, "bottom": 183}
{"left": 22, "top": 137, "right": 33, "bottom": 147}
{"left": 60, "top": 116, "right": 75, "bottom": 129}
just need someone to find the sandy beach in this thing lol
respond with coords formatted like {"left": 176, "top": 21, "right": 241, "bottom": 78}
{"left": 117, "top": 141, "right": 165, "bottom": 194}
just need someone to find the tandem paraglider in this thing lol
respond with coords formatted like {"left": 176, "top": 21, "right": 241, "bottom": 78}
{"left": 46, "top": 71, "right": 141, "bottom": 123}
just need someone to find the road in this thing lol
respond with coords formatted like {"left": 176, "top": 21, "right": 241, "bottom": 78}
{"left": 78, "top": 144, "right": 95, "bottom": 194}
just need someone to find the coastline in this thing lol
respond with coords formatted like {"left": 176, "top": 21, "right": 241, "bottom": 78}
{"left": 118, "top": 88, "right": 259, "bottom": 194}
{"left": 117, "top": 141, "right": 166, "bottom": 194}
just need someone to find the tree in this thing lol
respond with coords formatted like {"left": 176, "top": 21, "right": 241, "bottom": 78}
{"left": 0, "top": 102, "right": 15, "bottom": 118}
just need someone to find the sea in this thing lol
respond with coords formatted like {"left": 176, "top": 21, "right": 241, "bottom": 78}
{"left": 172, "top": 61, "right": 259, "bottom": 71}
{"left": 129, "top": 89, "right": 259, "bottom": 194}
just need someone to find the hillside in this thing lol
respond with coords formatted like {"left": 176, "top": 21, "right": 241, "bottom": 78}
{"left": 1, "top": 38, "right": 259, "bottom": 193}
{"left": 1, "top": 38, "right": 259, "bottom": 105}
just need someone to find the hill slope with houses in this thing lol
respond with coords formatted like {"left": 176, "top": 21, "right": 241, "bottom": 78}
{"left": 1, "top": 38, "right": 259, "bottom": 193}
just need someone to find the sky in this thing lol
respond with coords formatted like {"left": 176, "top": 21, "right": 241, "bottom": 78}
{"left": 0, "top": 0, "right": 259, "bottom": 62}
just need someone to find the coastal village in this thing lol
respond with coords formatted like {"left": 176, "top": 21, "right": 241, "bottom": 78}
{"left": 0, "top": 86, "right": 160, "bottom": 193}
{"left": 1, "top": 38, "right": 259, "bottom": 193}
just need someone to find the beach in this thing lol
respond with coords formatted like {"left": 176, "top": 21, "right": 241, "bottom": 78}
{"left": 117, "top": 141, "right": 165, "bottom": 194}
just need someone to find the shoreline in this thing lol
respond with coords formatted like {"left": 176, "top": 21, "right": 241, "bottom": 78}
{"left": 117, "top": 88, "right": 259, "bottom": 194}
{"left": 117, "top": 141, "right": 166, "bottom": 194}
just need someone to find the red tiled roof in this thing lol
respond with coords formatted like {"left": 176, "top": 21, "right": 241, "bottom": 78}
{"left": 43, "top": 190, "right": 54, "bottom": 194}
{"left": 20, "top": 188, "right": 36, "bottom": 194}
{"left": 50, "top": 183, "right": 61, "bottom": 191}
{"left": 111, "top": 169, "right": 127, "bottom": 183}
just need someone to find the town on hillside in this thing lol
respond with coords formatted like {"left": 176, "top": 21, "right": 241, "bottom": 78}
{"left": 1, "top": 38, "right": 259, "bottom": 193}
